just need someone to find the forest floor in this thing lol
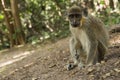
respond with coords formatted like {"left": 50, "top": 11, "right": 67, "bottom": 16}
{"left": 0, "top": 24, "right": 120, "bottom": 80}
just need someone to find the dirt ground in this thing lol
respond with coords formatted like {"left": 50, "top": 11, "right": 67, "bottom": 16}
{"left": 0, "top": 25, "right": 120, "bottom": 80}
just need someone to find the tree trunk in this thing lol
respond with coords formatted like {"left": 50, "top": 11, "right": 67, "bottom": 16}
{"left": 10, "top": 0, "right": 25, "bottom": 45}
{"left": 0, "top": 0, "right": 15, "bottom": 47}
{"left": 109, "top": 0, "right": 114, "bottom": 9}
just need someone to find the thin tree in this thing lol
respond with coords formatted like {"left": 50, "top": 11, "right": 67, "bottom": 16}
{"left": 10, "top": 0, "right": 25, "bottom": 45}
{"left": 0, "top": 0, "right": 15, "bottom": 47}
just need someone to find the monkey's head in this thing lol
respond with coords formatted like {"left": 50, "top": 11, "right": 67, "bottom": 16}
{"left": 67, "top": 5, "right": 88, "bottom": 28}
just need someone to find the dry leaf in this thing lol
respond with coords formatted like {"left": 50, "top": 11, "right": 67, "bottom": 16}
{"left": 114, "top": 68, "right": 120, "bottom": 73}
{"left": 49, "top": 64, "right": 56, "bottom": 68}
{"left": 87, "top": 67, "right": 95, "bottom": 74}
{"left": 102, "top": 73, "right": 111, "bottom": 78}
{"left": 115, "top": 61, "right": 120, "bottom": 66}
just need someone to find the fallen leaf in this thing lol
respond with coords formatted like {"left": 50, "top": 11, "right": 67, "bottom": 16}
{"left": 115, "top": 61, "right": 120, "bottom": 66}
{"left": 49, "top": 64, "right": 56, "bottom": 68}
{"left": 89, "top": 75, "right": 95, "bottom": 77}
{"left": 102, "top": 73, "right": 111, "bottom": 78}
{"left": 87, "top": 67, "right": 95, "bottom": 74}
{"left": 114, "top": 68, "right": 120, "bottom": 73}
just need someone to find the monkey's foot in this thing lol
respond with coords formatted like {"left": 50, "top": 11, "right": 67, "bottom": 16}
{"left": 66, "top": 63, "right": 76, "bottom": 70}
{"left": 78, "top": 63, "right": 85, "bottom": 69}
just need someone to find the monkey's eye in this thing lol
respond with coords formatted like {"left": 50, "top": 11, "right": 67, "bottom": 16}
{"left": 68, "top": 14, "right": 81, "bottom": 18}
{"left": 69, "top": 14, "right": 74, "bottom": 18}
{"left": 75, "top": 14, "right": 81, "bottom": 18}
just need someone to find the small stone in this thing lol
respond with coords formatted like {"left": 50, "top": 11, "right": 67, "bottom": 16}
{"left": 101, "top": 61, "right": 105, "bottom": 64}
{"left": 96, "top": 63, "right": 100, "bottom": 66}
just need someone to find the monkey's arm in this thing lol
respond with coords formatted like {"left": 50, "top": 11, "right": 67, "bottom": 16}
{"left": 69, "top": 37, "right": 80, "bottom": 65}
{"left": 67, "top": 37, "right": 82, "bottom": 70}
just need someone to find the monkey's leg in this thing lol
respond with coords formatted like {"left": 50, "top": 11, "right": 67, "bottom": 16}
{"left": 93, "top": 49, "right": 99, "bottom": 64}
{"left": 86, "top": 41, "right": 98, "bottom": 65}
{"left": 98, "top": 41, "right": 107, "bottom": 62}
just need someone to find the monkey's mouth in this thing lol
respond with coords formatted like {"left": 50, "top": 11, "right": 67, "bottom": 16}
{"left": 72, "top": 24, "right": 80, "bottom": 27}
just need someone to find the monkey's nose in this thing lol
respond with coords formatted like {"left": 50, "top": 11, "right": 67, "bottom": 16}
{"left": 73, "top": 20, "right": 76, "bottom": 23}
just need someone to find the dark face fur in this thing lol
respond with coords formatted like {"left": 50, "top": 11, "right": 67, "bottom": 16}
{"left": 68, "top": 13, "right": 82, "bottom": 27}
{"left": 68, "top": 5, "right": 88, "bottom": 28}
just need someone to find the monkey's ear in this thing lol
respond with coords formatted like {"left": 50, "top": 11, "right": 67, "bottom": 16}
{"left": 65, "top": 10, "right": 69, "bottom": 17}
{"left": 82, "top": 8, "right": 88, "bottom": 17}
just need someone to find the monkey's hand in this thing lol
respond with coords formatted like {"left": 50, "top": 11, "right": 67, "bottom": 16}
{"left": 78, "top": 62, "right": 85, "bottom": 69}
{"left": 66, "top": 63, "right": 77, "bottom": 70}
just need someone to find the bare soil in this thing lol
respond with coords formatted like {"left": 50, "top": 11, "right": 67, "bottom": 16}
{"left": 0, "top": 25, "right": 120, "bottom": 80}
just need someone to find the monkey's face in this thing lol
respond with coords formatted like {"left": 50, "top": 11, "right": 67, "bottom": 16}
{"left": 68, "top": 5, "right": 88, "bottom": 28}
{"left": 68, "top": 13, "right": 82, "bottom": 27}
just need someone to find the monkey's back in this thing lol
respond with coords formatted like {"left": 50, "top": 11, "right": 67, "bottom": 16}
{"left": 84, "top": 15, "right": 109, "bottom": 47}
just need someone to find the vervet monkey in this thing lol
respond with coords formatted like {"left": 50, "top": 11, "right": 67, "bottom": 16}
{"left": 67, "top": 5, "right": 109, "bottom": 70}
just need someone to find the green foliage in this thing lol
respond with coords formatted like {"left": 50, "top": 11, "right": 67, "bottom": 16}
{"left": 97, "top": 7, "right": 120, "bottom": 26}
{"left": 100, "top": 0, "right": 105, "bottom": 4}
{"left": 28, "top": 36, "right": 40, "bottom": 45}
{"left": 105, "top": 13, "right": 120, "bottom": 25}
{"left": 20, "top": 0, "right": 70, "bottom": 44}
{"left": 0, "top": 0, "right": 120, "bottom": 50}
{"left": 0, "top": 14, "right": 4, "bottom": 20}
